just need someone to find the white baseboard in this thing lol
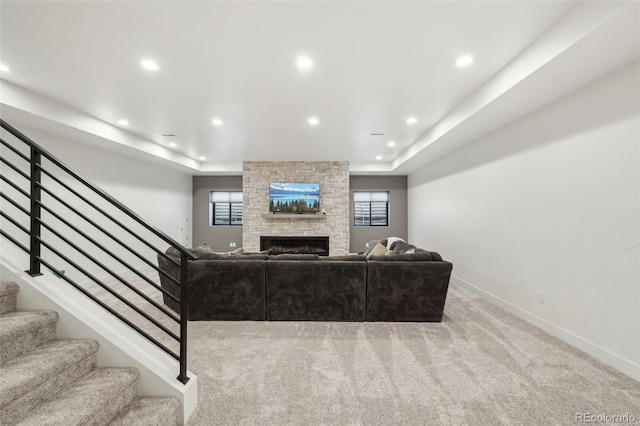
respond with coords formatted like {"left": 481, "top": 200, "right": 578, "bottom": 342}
{"left": 450, "top": 275, "right": 640, "bottom": 382}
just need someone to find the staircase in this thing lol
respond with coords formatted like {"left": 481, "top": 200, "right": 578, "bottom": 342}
{"left": 0, "top": 281, "right": 180, "bottom": 425}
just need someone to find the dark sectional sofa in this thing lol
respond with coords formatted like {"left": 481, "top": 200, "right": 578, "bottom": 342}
{"left": 158, "top": 241, "right": 452, "bottom": 322}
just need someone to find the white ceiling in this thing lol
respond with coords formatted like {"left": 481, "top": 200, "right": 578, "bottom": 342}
{"left": 0, "top": 1, "right": 638, "bottom": 174}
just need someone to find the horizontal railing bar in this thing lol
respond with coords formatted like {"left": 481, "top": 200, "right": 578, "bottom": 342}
{"left": 0, "top": 137, "right": 30, "bottom": 162}
{"left": 37, "top": 168, "right": 182, "bottom": 269}
{"left": 37, "top": 200, "right": 182, "bottom": 303}
{"left": 0, "top": 190, "right": 30, "bottom": 216}
{"left": 0, "top": 228, "right": 29, "bottom": 253}
{"left": 1, "top": 119, "right": 195, "bottom": 260}
{"left": 0, "top": 155, "right": 30, "bottom": 180}
{"left": 2, "top": 120, "right": 189, "bottom": 382}
{"left": 37, "top": 217, "right": 181, "bottom": 324}
{"left": 37, "top": 257, "right": 180, "bottom": 362}
{"left": 0, "top": 209, "right": 30, "bottom": 235}
{"left": 40, "top": 166, "right": 182, "bottom": 266}
{"left": 37, "top": 236, "right": 181, "bottom": 343}
{"left": 37, "top": 183, "right": 182, "bottom": 284}
{"left": 0, "top": 173, "right": 30, "bottom": 199}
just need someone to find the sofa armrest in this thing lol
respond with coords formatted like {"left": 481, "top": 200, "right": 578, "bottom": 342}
{"left": 366, "top": 260, "right": 453, "bottom": 322}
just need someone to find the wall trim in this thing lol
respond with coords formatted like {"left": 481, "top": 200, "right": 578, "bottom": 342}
{"left": 450, "top": 275, "right": 640, "bottom": 381}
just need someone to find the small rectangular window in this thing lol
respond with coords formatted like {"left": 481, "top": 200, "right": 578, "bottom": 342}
{"left": 354, "top": 191, "right": 389, "bottom": 226}
{"left": 210, "top": 191, "right": 243, "bottom": 226}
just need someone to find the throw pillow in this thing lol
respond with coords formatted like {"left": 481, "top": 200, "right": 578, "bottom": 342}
{"left": 364, "top": 239, "right": 385, "bottom": 255}
{"left": 367, "top": 242, "right": 388, "bottom": 258}
{"left": 386, "top": 237, "right": 405, "bottom": 249}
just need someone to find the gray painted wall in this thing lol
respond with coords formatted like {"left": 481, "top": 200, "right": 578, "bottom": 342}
{"left": 194, "top": 175, "right": 407, "bottom": 253}
{"left": 192, "top": 176, "right": 243, "bottom": 252}
{"left": 349, "top": 176, "right": 407, "bottom": 253}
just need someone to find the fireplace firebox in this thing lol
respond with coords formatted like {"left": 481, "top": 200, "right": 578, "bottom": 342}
{"left": 260, "top": 236, "right": 330, "bottom": 256}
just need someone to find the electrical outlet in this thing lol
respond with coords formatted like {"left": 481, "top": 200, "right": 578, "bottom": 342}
{"left": 365, "top": 242, "right": 369, "bottom": 248}
{"left": 538, "top": 291, "right": 545, "bottom": 304}
{"left": 230, "top": 242, "right": 236, "bottom": 248}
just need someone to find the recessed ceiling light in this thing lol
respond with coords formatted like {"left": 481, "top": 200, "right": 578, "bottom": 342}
{"left": 308, "top": 117, "right": 319, "bottom": 126}
{"left": 406, "top": 117, "right": 417, "bottom": 125}
{"left": 117, "top": 119, "right": 129, "bottom": 126}
{"left": 456, "top": 55, "right": 473, "bottom": 67}
{"left": 141, "top": 59, "right": 159, "bottom": 71}
{"left": 387, "top": 141, "right": 396, "bottom": 147}
{"left": 296, "top": 56, "right": 313, "bottom": 70}
{"left": 168, "top": 142, "right": 177, "bottom": 148}
{"left": 212, "top": 118, "right": 223, "bottom": 126}
{"left": 198, "top": 156, "right": 206, "bottom": 161}
{"left": 0, "top": 64, "right": 10, "bottom": 72}
{"left": 376, "top": 155, "right": 382, "bottom": 160}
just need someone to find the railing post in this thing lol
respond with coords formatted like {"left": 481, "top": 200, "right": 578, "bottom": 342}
{"left": 177, "top": 251, "right": 189, "bottom": 384}
{"left": 27, "top": 148, "right": 42, "bottom": 276}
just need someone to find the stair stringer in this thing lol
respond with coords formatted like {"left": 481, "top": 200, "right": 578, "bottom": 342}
{"left": 0, "top": 259, "right": 198, "bottom": 425}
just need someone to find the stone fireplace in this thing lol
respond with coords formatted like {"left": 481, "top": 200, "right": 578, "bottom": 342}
{"left": 243, "top": 161, "right": 350, "bottom": 255}
{"left": 260, "top": 236, "right": 330, "bottom": 256}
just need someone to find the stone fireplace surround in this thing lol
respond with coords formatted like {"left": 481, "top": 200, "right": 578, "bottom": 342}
{"left": 243, "top": 161, "right": 350, "bottom": 255}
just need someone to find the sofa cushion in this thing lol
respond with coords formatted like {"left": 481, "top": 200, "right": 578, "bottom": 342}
{"left": 390, "top": 241, "right": 416, "bottom": 254}
{"left": 193, "top": 244, "right": 214, "bottom": 257}
{"left": 320, "top": 255, "right": 367, "bottom": 261}
{"left": 368, "top": 252, "right": 434, "bottom": 261}
{"left": 221, "top": 254, "right": 269, "bottom": 260}
{"left": 165, "top": 247, "right": 182, "bottom": 258}
{"left": 430, "top": 251, "right": 443, "bottom": 261}
{"left": 197, "top": 252, "right": 223, "bottom": 260}
{"left": 269, "top": 254, "right": 320, "bottom": 261}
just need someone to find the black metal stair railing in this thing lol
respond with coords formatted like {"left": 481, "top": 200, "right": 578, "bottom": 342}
{"left": 0, "top": 119, "right": 196, "bottom": 383}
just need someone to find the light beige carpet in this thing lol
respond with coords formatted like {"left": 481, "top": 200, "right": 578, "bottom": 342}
{"left": 94, "top": 278, "right": 640, "bottom": 425}
{"left": 185, "top": 288, "right": 639, "bottom": 425}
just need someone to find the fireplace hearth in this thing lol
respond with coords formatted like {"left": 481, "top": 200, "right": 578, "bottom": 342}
{"left": 260, "top": 236, "right": 330, "bottom": 256}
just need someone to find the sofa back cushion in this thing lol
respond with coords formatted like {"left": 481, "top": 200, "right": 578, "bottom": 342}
{"left": 320, "top": 255, "right": 367, "bottom": 261}
{"left": 368, "top": 252, "right": 435, "bottom": 262}
{"left": 216, "top": 254, "right": 269, "bottom": 261}
{"left": 269, "top": 254, "right": 320, "bottom": 261}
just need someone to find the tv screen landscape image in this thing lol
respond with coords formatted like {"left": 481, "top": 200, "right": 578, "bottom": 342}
{"left": 269, "top": 182, "right": 320, "bottom": 213}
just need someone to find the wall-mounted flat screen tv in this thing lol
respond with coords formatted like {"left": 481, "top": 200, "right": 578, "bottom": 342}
{"left": 269, "top": 182, "right": 320, "bottom": 213}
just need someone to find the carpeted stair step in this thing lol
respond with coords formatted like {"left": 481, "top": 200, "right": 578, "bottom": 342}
{"left": 0, "top": 310, "right": 58, "bottom": 364}
{"left": 0, "top": 281, "right": 20, "bottom": 315}
{"left": 17, "top": 367, "right": 139, "bottom": 426}
{"left": 110, "top": 396, "right": 180, "bottom": 426}
{"left": 0, "top": 339, "right": 100, "bottom": 424}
